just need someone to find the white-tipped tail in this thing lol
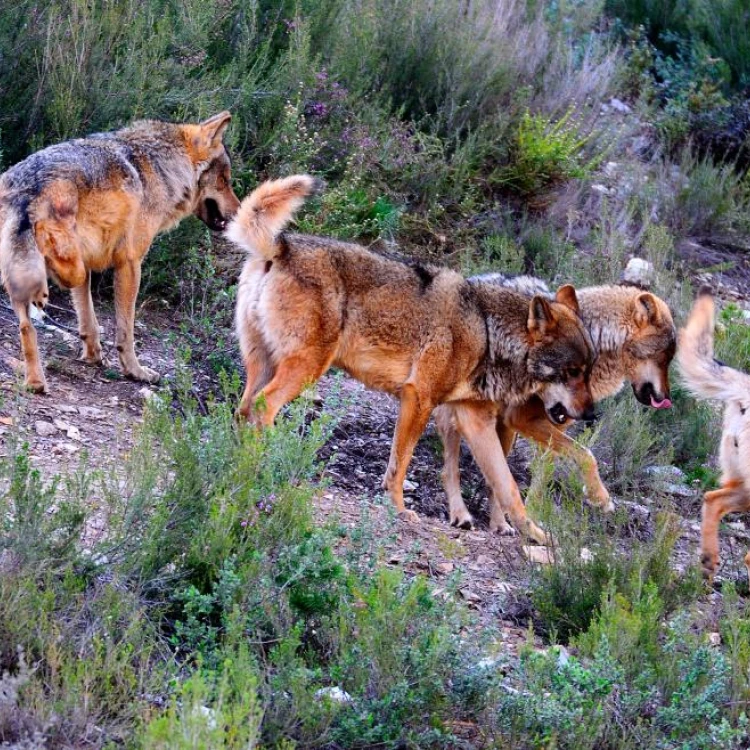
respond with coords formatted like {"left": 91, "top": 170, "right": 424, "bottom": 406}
{"left": 225, "top": 174, "right": 319, "bottom": 259}
{"left": 677, "top": 291, "right": 750, "bottom": 403}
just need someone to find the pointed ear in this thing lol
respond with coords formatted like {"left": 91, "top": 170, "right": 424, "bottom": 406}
{"left": 199, "top": 111, "right": 232, "bottom": 148}
{"left": 634, "top": 292, "right": 660, "bottom": 328}
{"left": 528, "top": 295, "right": 556, "bottom": 338}
{"left": 555, "top": 284, "right": 579, "bottom": 315}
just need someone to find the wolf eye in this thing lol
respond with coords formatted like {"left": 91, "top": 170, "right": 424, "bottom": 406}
{"left": 568, "top": 367, "right": 582, "bottom": 378}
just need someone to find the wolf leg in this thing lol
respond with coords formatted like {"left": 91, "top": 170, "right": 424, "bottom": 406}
{"left": 113, "top": 259, "right": 159, "bottom": 383}
{"left": 70, "top": 271, "right": 103, "bottom": 364}
{"left": 700, "top": 481, "right": 748, "bottom": 580}
{"left": 383, "top": 383, "right": 432, "bottom": 523}
{"left": 434, "top": 406, "right": 474, "bottom": 529}
{"left": 253, "top": 350, "right": 330, "bottom": 427}
{"left": 453, "top": 402, "right": 549, "bottom": 544}
{"left": 12, "top": 300, "right": 47, "bottom": 393}
{"left": 507, "top": 405, "right": 613, "bottom": 512}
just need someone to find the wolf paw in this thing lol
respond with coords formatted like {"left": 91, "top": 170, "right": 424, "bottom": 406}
{"left": 398, "top": 509, "right": 420, "bottom": 524}
{"left": 124, "top": 364, "right": 161, "bottom": 384}
{"left": 584, "top": 485, "right": 614, "bottom": 513}
{"left": 700, "top": 551, "right": 718, "bottom": 581}
{"left": 450, "top": 511, "right": 474, "bottom": 530}
{"left": 25, "top": 376, "right": 48, "bottom": 394}
{"left": 490, "top": 519, "right": 516, "bottom": 536}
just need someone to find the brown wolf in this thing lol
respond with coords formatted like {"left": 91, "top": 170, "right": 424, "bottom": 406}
{"left": 677, "top": 289, "right": 750, "bottom": 584}
{"left": 435, "top": 276, "right": 676, "bottom": 533}
{"left": 0, "top": 112, "right": 240, "bottom": 393}
{"left": 227, "top": 175, "right": 596, "bottom": 541}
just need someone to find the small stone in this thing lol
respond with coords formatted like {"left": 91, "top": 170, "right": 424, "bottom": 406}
{"left": 138, "top": 387, "right": 156, "bottom": 401}
{"left": 622, "top": 257, "right": 654, "bottom": 288}
{"left": 609, "top": 97, "right": 632, "bottom": 114}
{"left": 35, "top": 420, "right": 58, "bottom": 437}
{"left": 664, "top": 483, "right": 693, "bottom": 498}
{"left": 476, "top": 554, "right": 494, "bottom": 567}
{"left": 580, "top": 547, "right": 594, "bottom": 562}
{"left": 728, "top": 520, "right": 746, "bottom": 531}
{"left": 57, "top": 405, "right": 78, "bottom": 414}
{"left": 435, "top": 562, "right": 455, "bottom": 574}
{"left": 78, "top": 406, "right": 105, "bottom": 419}
{"left": 460, "top": 588, "right": 482, "bottom": 603}
{"left": 708, "top": 632, "right": 721, "bottom": 647}
{"left": 591, "top": 183, "right": 612, "bottom": 195}
{"left": 402, "top": 479, "right": 419, "bottom": 491}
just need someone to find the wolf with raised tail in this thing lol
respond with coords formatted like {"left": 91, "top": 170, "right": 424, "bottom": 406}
{"left": 0, "top": 112, "right": 240, "bottom": 393}
{"left": 227, "top": 175, "right": 596, "bottom": 542}
{"left": 677, "top": 289, "right": 750, "bottom": 584}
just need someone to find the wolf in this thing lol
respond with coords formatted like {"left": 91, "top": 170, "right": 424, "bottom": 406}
{"left": 434, "top": 274, "right": 676, "bottom": 533}
{"left": 0, "top": 112, "right": 240, "bottom": 393}
{"left": 226, "top": 175, "right": 596, "bottom": 542}
{"left": 677, "top": 289, "right": 750, "bottom": 584}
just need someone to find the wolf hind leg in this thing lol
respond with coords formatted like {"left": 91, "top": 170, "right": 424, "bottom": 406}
{"left": 701, "top": 481, "right": 749, "bottom": 581}
{"left": 11, "top": 299, "right": 47, "bottom": 393}
{"left": 252, "top": 349, "right": 332, "bottom": 427}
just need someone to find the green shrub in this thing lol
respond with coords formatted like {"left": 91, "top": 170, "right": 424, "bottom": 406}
{"left": 493, "top": 108, "right": 600, "bottom": 196}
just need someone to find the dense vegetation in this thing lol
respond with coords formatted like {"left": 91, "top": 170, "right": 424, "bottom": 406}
{"left": 1, "top": 0, "right": 750, "bottom": 747}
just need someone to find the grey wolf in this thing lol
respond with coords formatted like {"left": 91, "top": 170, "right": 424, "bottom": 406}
{"left": 227, "top": 175, "right": 596, "bottom": 542}
{"left": 435, "top": 274, "right": 676, "bottom": 533}
{"left": 677, "top": 289, "right": 750, "bottom": 584}
{"left": 0, "top": 112, "right": 240, "bottom": 393}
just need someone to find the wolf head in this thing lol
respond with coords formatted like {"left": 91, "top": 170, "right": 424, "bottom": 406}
{"left": 527, "top": 285, "right": 597, "bottom": 425}
{"left": 183, "top": 112, "right": 240, "bottom": 231}
{"left": 623, "top": 292, "right": 675, "bottom": 409}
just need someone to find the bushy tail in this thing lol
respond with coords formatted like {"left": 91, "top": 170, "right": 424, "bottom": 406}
{"left": 677, "top": 289, "right": 750, "bottom": 402}
{"left": 225, "top": 174, "right": 320, "bottom": 260}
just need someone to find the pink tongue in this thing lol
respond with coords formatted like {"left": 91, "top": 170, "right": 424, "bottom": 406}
{"left": 650, "top": 395, "right": 672, "bottom": 409}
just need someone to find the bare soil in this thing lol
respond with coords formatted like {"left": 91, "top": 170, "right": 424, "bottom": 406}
{"left": 2, "top": 248, "right": 749, "bottom": 641}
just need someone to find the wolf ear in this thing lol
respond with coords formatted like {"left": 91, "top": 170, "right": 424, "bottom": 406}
{"left": 634, "top": 292, "right": 660, "bottom": 328}
{"left": 196, "top": 111, "right": 232, "bottom": 152}
{"left": 528, "top": 295, "right": 556, "bottom": 338}
{"left": 554, "top": 284, "right": 579, "bottom": 314}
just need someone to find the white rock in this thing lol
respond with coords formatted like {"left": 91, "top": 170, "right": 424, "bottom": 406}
{"left": 622, "top": 257, "right": 654, "bottom": 287}
{"left": 402, "top": 479, "right": 419, "bottom": 491}
{"left": 591, "top": 183, "right": 612, "bottom": 195}
{"left": 708, "top": 632, "right": 721, "bottom": 647}
{"left": 644, "top": 465, "right": 686, "bottom": 480}
{"left": 664, "top": 483, "right": 693, "bottom": 498}
{"left": 138, "top": 387, "right": 157, "bottom": 401}
{"left": 314, "top": 687, "right": 353, "bottom": 704}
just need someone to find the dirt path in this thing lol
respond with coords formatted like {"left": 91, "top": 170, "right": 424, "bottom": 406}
{"left": 1, "top": 272, "right": 746, "bottom": 641}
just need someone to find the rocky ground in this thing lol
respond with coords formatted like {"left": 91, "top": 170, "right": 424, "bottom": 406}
{"left": 2, "top": 240, "right": 749, "bottom": 641}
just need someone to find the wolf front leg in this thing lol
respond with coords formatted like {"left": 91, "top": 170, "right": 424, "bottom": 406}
{"left": 452, "top": 401, "right": 550, "bottom": 544}
{"left": 506, "top": 401, "right": 614, "bottom": 513}
{"left": 114, "top": 258, "right": 160, "bottom": 383}
{"left": 71, "top": 270, "right": 103, "bottom": 365}
{"left": 383, "top": 383, "right": 432, "bottom": 523}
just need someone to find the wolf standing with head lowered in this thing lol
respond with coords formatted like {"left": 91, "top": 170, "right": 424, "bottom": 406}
{"left": 0, "top": 112, "right": 240, "bottom": 393}
{"left": 435, "top": 274, "right": 676, "bottom": 532}
{"left": 227, "top": 175, "right": 596, "bottom": 542}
